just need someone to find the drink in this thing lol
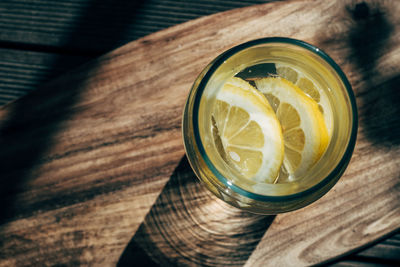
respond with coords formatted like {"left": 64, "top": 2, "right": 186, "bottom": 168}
{"left": 183, "top": 38, "right": 357, "bottom": 214}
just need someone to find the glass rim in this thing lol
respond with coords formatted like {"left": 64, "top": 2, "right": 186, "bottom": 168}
{"left": 192, "top": 37, "right": 358, "bottom": 201}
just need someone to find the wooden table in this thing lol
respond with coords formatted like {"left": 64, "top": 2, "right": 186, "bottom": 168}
{"left": 0, "top": 0, "right": 399, "bottom": 266}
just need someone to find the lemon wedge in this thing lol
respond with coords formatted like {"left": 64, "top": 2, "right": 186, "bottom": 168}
{"left": 212, "top": 77, "right": 284, "bottom": 183}
{"left": 276, "top": 63, "right": 333, "bottom": 137}
{"left": 255, "top": 77, "right": 330, "bottom": 181}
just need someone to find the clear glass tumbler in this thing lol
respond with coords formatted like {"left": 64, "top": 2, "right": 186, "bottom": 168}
{"left": 182, "top": 37, "right": 357, "bottom": 214}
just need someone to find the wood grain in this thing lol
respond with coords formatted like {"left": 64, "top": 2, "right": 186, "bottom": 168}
{"left": 331, "top": 232, "right": 400, "bottom": 266}
{"left": 118, "top": 157, "right": 275, "bottom": 267}
{"left": 0, "top": 0, "right": 274, "bottom": 108}
{"left": 0, "top": 47, "right": 90, "bottom": 105}
{"left": 0, "top": 0, "right": 399, "bottom": 266}
{"left": 0, "top": 0, "right": 270, "bottom": 52}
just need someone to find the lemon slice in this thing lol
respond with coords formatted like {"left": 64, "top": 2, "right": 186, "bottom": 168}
{"left": 212, "top": 77, "right": 284, "bottom": 183}
{"left": 255, "top": 77, "right": 330, "bottom": 181}
{"left": 276, "top": 63, "right": 333, "bottom": 137}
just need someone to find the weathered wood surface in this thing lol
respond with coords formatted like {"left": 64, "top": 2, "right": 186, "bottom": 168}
{"left": 0, "top": 0, "right": 399, "bottom": 266}
{"left": 0, "top": 0, "right": 269, "bottom": 52}
{"left": 0, "top": 0, "right": 271, "bottom": 106}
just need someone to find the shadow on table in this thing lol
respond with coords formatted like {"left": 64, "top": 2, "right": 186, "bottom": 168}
{"left": 320, "top": 2, "right": 400, "bottom": 148}
{"left": 320, "top": 2, "right": 400, "bottom": 265}
{"left": 346, "top": 2, "right": 400, "bottom": 147}
{"left": 118, "top": 156, "right": 275, "bottom": 267}
{"left": 0, "top": 0, "right": 145, "bottom": 226}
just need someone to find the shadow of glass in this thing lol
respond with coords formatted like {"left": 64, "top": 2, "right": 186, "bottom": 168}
{"left": 347, "top": 2, "right": 393, "bottom": 72}
{"left": 318, "top": 2, "right": 400, "bottom": 264}
{"left": 360, "top": 75, "right": 400, "bottom": 147}
{"left": 346, "top": 2, "right": 400, "bottom": 147}
{"left": 0, "top": 0, "right": 145, "bottom": 226}
{"left": 320, "top": 2, "right": 400, "bottom": 148}
{"left": 118, "top": 156, "right": 275, "bottom": 267}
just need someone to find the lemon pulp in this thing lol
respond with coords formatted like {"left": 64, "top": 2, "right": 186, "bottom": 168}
{"left": 255, "top": 77, "right": 329, "bottom": 182}
{"left": 212, "top": 77, "right": 284, "bottom": 184}
{"left": 276, "top": 63, "right": 333, "bottom": 137}
{"left": 211, "top": 72, "right": 331, "bottom": 185}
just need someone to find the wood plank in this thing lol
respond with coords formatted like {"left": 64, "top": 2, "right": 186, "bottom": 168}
{"left": 0, "top": 0, "right": 272, "bottom": 53}
{"left": 1, "top": 2, "right": 398, "bottom": 265}
{"left": 0, "top": 0, "right": 399, "bottom": 266}
{"left": 0, "top": 48, "right": 90, "bottom": 106}
{"left": 0, "top": 0, "right": 275, "bottom": 106}
{"left": 118, "top": 157, "right": 276, "bottom": 267}
{"left": 330, "top": 231, "right": 400, "bottom": 266}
